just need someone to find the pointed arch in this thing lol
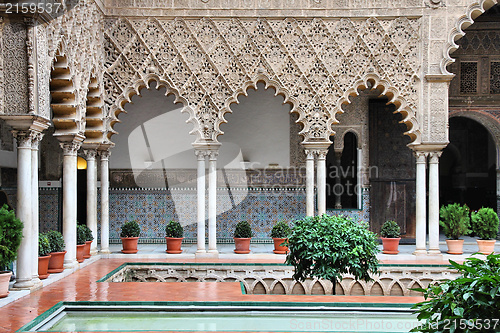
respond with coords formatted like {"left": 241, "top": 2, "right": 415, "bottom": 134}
{"left": 336, "top": 74, "right": 420, "bottom": 143}
{"left": 442, "top": 0, "right": 499, "bottom": 75}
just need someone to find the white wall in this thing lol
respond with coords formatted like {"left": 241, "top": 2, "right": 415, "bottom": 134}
{"left": 110, "top": 82, "right": 291, "bottom": 170}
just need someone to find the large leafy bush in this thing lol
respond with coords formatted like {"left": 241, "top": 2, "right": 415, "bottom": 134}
{"left": 285, "top": 214, "right": 379, "bottom": 294}
{"left": 0, "top": 204, "right": 23, "bottom": 271}
{"left": 471, "top": 207, "right": 499, "bottom": 240}
{"left": 439, "top": 203, "right": 471, "bottom": 240}
{"left": 412, "top": 254, "right": 500, "bottom": 332}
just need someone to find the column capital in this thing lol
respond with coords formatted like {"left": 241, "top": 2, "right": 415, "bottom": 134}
{"left": 428, "top": 151, "right": 443, "bottom": 163}
{"left": 99, "top": 150, "right": 111, "bottom": 160}
{"left": 208, "top": 150, "right": 219, "bottom": 161}
{"left": 304, "top": 150, "right": 315, "bottom": 160}
{"left": 60, "top": 141, "right": 82, "bottom": 156}
{"left": 31, "top": 132, "right": 44, "bottom": 150}
{"left": 82, "top": 148, "right": 98, "bottom": 160}
{"left": 195, "top": 149, "right": 210, "bottom": 160}
{"left": 315, "top": 149, "right": 328, "bottom": 160}
{"left": 413, "top": 151, "right": 428, "bottom": 163}
{"left": 12, "top": 130, "right": 34, "bottom": 149}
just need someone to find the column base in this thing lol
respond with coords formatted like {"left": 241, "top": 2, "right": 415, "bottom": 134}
{"left": 413, "top": 249, "right": 428, "bottom": 256}
{"left": 196, "top": 251, "right": 219, "bottom": 259}
{"left": 427, "top": 249, "right": 442, "bottom": 256}
{"left": 99, "top": 249, "right": 111, "bottom": 255}
{"left": 63, "top": 259, "right": 79, "bottom": 269}
{"left": 196, "top": 249, "right": 207, "bottom": 254}
{"left": 90, "top": 248, "right": 98, "bottom": 256}
{"left": 12, "top": 278, "right": 34, "bottom": 290}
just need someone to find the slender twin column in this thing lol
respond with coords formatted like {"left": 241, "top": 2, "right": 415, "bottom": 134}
{"left": 12, "top": 131, "right": 34, "bottom": 289}
{"left": 83, "top": 149, "right": 98, "bottom": 255}
{"left": 31, "top": 132, "right": 44, "bottom": 283}
{"left": 194, "top": 148, "right": 219, "bottom": 255}
{"left": 99, "top": 150, "right": 111, "bottom": 254}
{"left": 334, "top": 151, "right": 343, "bottom": 210}
{"left": 413, "top": 149, "right": 443, "bottom": 256}
{"left": 61, "top": 140, "right": 83, "bottom": 268}
{"left": 304, "top": 146, "right": 329, "bottom": 217}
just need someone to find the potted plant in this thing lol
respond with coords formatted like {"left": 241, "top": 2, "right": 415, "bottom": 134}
{"left": 82, "top": 225, "right": 94, "bottom": 259}
{"left": 120, "top": 220, "right": 141, "bottom": 254}
{"left": 471, "top": 207, "right": 499, "bottom": 255}
{"left": 76, "top": 225, "right": 86, "bottom": 263}
{"left": 165, "top": 220, "right": 184, "bottom": 254}
{"left": 46, "top": 230, "right": 66, "bottom": 274}
{"left": 380, "top": 220, "right": 401, "bottom": 254}
{"left": 285, "top": 214, "right": 379, "bottom": 294}
{"left": 0, "top": 204, "right": 23, "bottom": 298}
{"left": 234, "top": 221, "right": 253, "bottom": 254}
{"left": 439, "top": 203, "right": 471, "bottom": 254}
{"left": 38, "top": 233, "right": 52, "bottom": 280}
{"left": 270, "top": 220, "right": 291, "bottom": 254}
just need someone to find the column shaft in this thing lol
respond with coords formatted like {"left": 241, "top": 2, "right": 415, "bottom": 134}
{"left": 196, "top": 151, "right": 206, "bottom": 253}
{"left": 62, "top": 143, "right": 79, "bottom": 268}
{"left": 428, "top": 152, "right": 442, "bottom": 255}
{"left": 208, "top": 152, "right": 218, "bottom": 253}
{"left": 316, "top": 150, "right": 327, "bottom": 215}
{"left": 13, "top": 131, "right": 33, "bottom": 289}
{"left": 414, "top": 152, "right": 428, "bottom": 255}
{"left": 334, "top": 152, "right": 342, "bottom": 209}
{"left": 85, "top": 150, "right": 98, "bottom": 255}
{"left": 305, "top": 151, "right": 315, "bottom": 217}
{"left": 356, "top": 148, "right": 363, "bottom": 209}
{"left": 31, "top": 133, "right": 42, "bottom": 282}
{"left": 100, "top": 151, "right": 110, "bottom": 254}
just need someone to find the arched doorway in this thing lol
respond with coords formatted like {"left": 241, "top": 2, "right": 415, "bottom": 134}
{"left": 440, "top": 117, "right": 496, "bottom": 210}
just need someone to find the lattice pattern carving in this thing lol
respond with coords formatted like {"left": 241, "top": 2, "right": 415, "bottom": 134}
{"left": 460, "top": 61, "right": 478, "bottom": 94}
{"left": 103, "top": 17, "right": 421, "bottom": 144}
{"left": 491, "top": 62, "right": 500, "bottom": 94}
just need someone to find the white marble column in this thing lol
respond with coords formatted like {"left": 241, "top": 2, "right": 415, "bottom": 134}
{"left": 84, "top": 149, "right": 98, "bottom": 255}
{"left": 12, "top": 131, "right": 34, "bottom": 289}
{"left": 305, "top": 150, "right": 315, "bottom": 217}
{"left": 208, "top": 151, "right": 218, "bottom": 254}
{"left": 316, "top": 149, "right": 328, "bottom": 215}
{"left": 428, "top": 152, "right": 442, "bottom": 255}
{"left": 99, "top": 150, "right": 111, "bottom": 254}
{"left": 414, "top": 152, "right": 428, "bottom": 255}
{"left": 334, "top": 151, "right": 342, "bottom": 209}
{"left": 195, "top": 150, "right": 207, "bottom": 253}
{"left": 61, "top": 142, "right": 81, "bottom": 268}
{"left": 31, "top": 132, "right": 43, "bottom": 283}
{"left": 356, "top": 148, "right": 363, "bottom": 209}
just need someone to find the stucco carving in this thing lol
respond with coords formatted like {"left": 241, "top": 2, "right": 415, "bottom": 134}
{"left": 103, "top": 17, "right": 422, "bottom": 145}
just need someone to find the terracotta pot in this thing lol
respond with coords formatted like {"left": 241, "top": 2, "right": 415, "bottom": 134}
{"left": 38, "top": 255, "right": 51, "bottom": 280}
{"left": 0, "top": 271, "right": 12, "bottom": 298}
{"left": 76, "top": 244, "right": 85, "bottom": 263}
{"left": 446, "top": 239, "right": 464, "bottom": 255}
{"left": 477, "top": 239, "right": 496, "bottom": 255}
{"left": 83, "top": 241, "right": 92, "bottom": 259}
{"left": 234, "top": 238, "right": 251, "bottom": 254}
{"left": 381, "top": 237, "right": 401, "bottom": 254}
{"left": 48, "top": 251, "right": 66, "bottom": 273}
{"left": 165, "top": 237, "right": 183, "bottom": 254}
{"left": 272, "top": 238, "right": 289, "bottom": 254}
{"left": 121, "top": 237, "right": 139, "bottom": 254}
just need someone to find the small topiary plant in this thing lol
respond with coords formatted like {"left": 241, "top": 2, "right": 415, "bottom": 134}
{"left": 82, "top": 225, "right": 94, "bottom": 242}
{"left": 165, "top": 220, "right": 183, "bottom": 238}
{"left": 380, "top": 220, "right": 401, "bottom": 238}
{"left": 270, "top": 220, "right": 291, "bottom": 239}
{"left": 411, "top": 253, "right": 500, "bottom": 332}
{"left": 471, "top": 207, "right": 499, "bottom": 240}
{"left": 120, "top": 220, "right": 141, "bottom": 238}
{"left": 234, "top": 221, "right": 253, "bottom": 238}
{"left": 0, "top": 204, "right": 24, "bottom": 271}
{"left": 76, "top": 225, "right": 87, "bottom": 245}
{"left": 38, "top": 233, "right": 51, "bottom": 257}
{"left": 439, "top": 203, "right": 471, "bottom": 240}
{"left": 46, "top": 230, "right": 65, "bottom": 253}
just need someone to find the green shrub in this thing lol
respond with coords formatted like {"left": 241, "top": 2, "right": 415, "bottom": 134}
{"left": 38, "top": 233, "right": 51, "bottom": 257}
{"left": 380, "top": 220, "right": 401, "bottom": 238}
{"left": 46, "top": 230, "right": 65, "bottom": 253}
{"left": 285, "top": 214, "right": 379, "bottom": 294}
{"left": 234, "top": 221, "right": 253, "bottom": 238}
{"left": 83, "top": 225, "right": 94, "bottom": 242}
{"left": 270, "top": 220, "right": 291, "bottom": 239}
{"left": 76, "top": 225, "right": 87, "bottom": 245}
{"left": 439, "top": 203, "right": 471, "bottom": 240}
{"left": 0, "top": 204, "right": 23, "bottom": 271}
{"left": 165, "top": 220, "right": 183, "bottom": 238}
{"left": 411, "top": 254, "right": 500, "bottom": 332}
{"left": 120, "top": 220, "right": 141, "bottom": 238}
{"left": 471, "top": 207, "right": 499, "bottom": 240}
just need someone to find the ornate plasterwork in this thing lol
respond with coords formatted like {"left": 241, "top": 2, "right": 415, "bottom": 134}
{"left": 103, "top": 17, "right": 422, "bottom": 144}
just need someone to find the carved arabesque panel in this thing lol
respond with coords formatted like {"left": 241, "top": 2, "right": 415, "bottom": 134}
{"left": 103, "top": 17, "right": 422, "bottom": 145}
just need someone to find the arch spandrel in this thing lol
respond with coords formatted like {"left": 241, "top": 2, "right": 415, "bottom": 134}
{"left": 103, "top": 16, "right": 423, "bottom": 144}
